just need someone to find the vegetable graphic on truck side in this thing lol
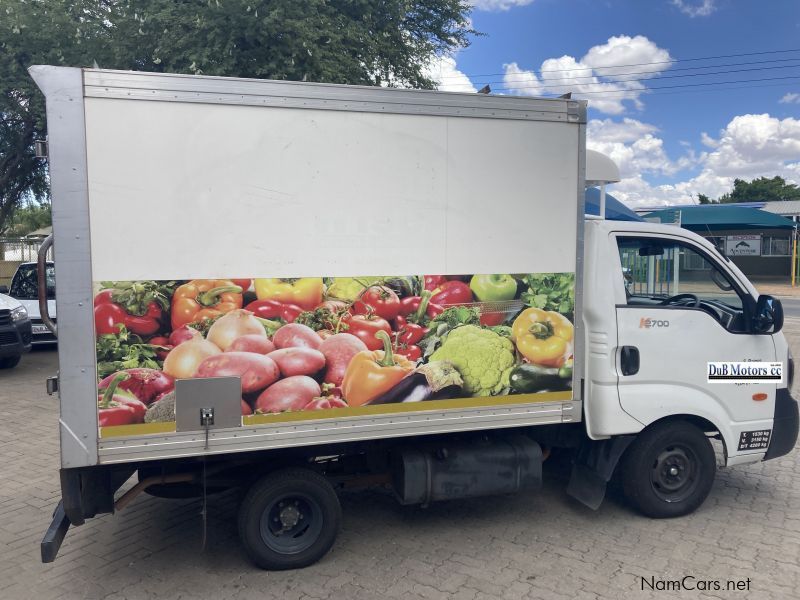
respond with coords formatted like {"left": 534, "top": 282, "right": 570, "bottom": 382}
{"left": 32, "top": 67, "right": 797, "bottom": 571}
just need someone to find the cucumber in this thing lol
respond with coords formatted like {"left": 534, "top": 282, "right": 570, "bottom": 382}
{"left": 509, "top": 363, "right": 570, "bottom": 393}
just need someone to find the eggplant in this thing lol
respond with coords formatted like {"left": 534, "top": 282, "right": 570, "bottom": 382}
{"left": 509, "top": 363, "right": 571, "bottom": 394}
{"left": 383, "top": 276, "right": 423, "bottom": 299}
{"left": 368, "top": 361, "right": 463, "bottom": 404}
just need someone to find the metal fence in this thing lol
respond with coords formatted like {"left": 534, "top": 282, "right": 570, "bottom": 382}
{"left": 619, "top": 246, "right": 676, "bottom": 296}
{"left": 0, "top": 237, "right": 51, "bottom": 262}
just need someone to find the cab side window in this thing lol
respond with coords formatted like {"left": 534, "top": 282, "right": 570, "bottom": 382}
{"left": 617, "top": 237, "right": 747, "bottom": 330}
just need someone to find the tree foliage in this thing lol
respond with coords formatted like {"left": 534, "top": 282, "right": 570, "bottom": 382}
{"left": 0, "top": 0, "right": 475, "bottom": 231}
{"left": 701, "top": 176, "right": 800, "bottom": 204}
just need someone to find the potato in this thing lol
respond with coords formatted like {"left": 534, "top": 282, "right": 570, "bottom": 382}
{"left": 256, "top": 376, "right": 321, "bottom": 413}
{"left": 194, "top": 352, "right": 280, "bottom": 393}
{"left": 272, "top": 323, "right": 322, "bottom": 350}
{"left": 228, "top": 334, "right": 275, "bottom": 355}
{"left": 267, "top": 347, "right": 326, "bottom": 377}
{"left": 319, "top": 333, "right": 367, "bottom": 385}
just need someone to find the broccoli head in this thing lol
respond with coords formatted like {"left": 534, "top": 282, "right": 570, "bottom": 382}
{"left": 429, "top": 325, "right": 515, "bottom": 396}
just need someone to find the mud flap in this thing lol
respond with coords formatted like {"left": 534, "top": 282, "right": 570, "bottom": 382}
{"left": 567, "top": 435, "right": 635, "bottom": 510}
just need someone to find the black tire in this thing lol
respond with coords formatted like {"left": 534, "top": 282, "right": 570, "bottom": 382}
{"left": 0, "top": 355, "right": 21, "bottom": 369}
{"left": 238, "top": 468, "right": 341, "bottom": 570}
{"left": 621, "top": 420, "right": 715, "bottom": 518}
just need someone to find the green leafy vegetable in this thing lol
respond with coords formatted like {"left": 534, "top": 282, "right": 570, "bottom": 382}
{"left": 96, "top": 326, "right": 162, "bottom": 379}
{"left": 520, "top": 273, "right": 575, "bottom": 315}
{"left": 419, "top": 306, "right": 482, "bottom": 358}
{"left": 100, "top": 280, "right": 179, "bottom": 315}
{"left": 295, "top": 307, "right": 348, "bottom": 332}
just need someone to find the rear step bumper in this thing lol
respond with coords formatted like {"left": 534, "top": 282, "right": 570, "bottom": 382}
{"left": 41, "top": 501, "right": 70, "bottom": 563}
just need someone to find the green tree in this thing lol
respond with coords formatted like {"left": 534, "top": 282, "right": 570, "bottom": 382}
{"left": 696, "top": 193, "right": 712, "bottom": 204}
{"left": 717, "top": 176, "right": 800, "bottom": 203}
{"left": 3, "top": 203, "right": 52, "bottom": 236}
{"left": 0, "top": 0, "right": 475, "bottom": 232}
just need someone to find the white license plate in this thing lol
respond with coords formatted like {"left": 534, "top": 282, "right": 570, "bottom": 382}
{"left": 32, "top": 325, "right": 50, "bottom": 335}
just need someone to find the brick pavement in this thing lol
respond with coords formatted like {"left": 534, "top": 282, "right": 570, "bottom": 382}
{"left": 1, "top": 332, "right": 799, "bottom": 600}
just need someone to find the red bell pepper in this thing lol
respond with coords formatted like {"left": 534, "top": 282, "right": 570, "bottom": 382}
{"left": 244, "top": 299, "right": 304, "bottom": 323}
{"left": 430, "top": 280, "right": 473, "bottom": 305}
{"left": 97, "top": 373, "right": 147, "bottom": 426}
{"left": 94, "top": 288, "right": 164, "bottom": 337}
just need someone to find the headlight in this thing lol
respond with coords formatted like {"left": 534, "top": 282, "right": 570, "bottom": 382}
{"left": 10, "top": 306, "right": 27, "bottom": 322}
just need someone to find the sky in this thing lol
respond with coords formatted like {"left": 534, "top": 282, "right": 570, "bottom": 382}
{"left": 425, "top": 0, "right": 800, "bottom": 208}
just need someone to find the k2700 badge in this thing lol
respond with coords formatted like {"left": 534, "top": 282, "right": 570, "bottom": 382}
{"left": 639, "top": 317, "right": 669, "bottom": 328}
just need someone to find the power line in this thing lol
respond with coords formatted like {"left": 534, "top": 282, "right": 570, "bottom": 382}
{"left": 435, "top": 47, "right": 800, "bottom": 80}
{"left": 499, "top": 74, "right": 800, "bottom": 97}
{"left": 496, "top": 58, "right": 800, "bottom": 84}
{"left": 493, "top": 61, "right": 800, "bottom": 89}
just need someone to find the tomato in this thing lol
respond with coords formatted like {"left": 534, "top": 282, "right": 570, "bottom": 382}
{"left": 430, "top": 280, "right": 473, "bottom": 305}
{"left": 352, "top": 285, "right": 401, "bottom": 321}
{"left": 343, "top": 313, "right": 392, "bottom": 350}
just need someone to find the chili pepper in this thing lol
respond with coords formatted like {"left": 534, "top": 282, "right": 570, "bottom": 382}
{"left": 398, "top": 290, "right": 443, "bottom": 324}
{"left": 94, "top": 291, "right": 163, "bottom": 337}
{"left": 343, "top": 313, "right": 392, "bottom": 350}
{"left": 424, "top": 275, "right": 447, "bottom": 291}
{"left": 244, "top": 299, "right": 304, "bottom": 323}
{"left": 254, "top": 278, "right": 324, "bottom": 311}
{"left": 341, "top": 331, "right": 415, "bottom": 407}
{"left": 511, "top": 307, "right": 574, "bottom": 367}
{"left": 171, "top": 279, "right": 243, "bottom": 329}
{"left": 393, "top": 343, "right": 422, "bottom": 362}
{"left": 430, "top": 280, "right": 473, "bottom": 305}
{"left": 97, "top": 373, "right": 147, "bottom": 427}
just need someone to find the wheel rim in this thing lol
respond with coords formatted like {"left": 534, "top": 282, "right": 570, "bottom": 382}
{"left": 649, "top": 444, "right": 700, "bottom": 503}
{"left": 259, "top": 492, "right": 324, "bottom": 554}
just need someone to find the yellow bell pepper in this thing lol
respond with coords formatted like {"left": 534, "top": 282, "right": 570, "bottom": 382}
{"left": 512, "top": 307, "right": 573, "bottom": 367}
{"left": 254, "top": 278, "right": 324, "bottom": 311}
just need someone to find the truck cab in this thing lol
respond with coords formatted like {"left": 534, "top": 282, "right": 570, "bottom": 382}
{"left": 580, "top": 217, "right": 797, "bottom": 514}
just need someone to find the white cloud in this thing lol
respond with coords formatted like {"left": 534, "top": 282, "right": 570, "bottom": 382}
{"left": 599, "top": 113, "right": 800, "bottom": 207}
{"left": 502, "top": 36, "right": 673, "bottom": 115}
{"left": 470, "top": 0, "right": 535, "bottom": 11}
{"left": 672, "top": 0, "right": 717, "bottom": 18}
{"left": 780, "top": 92, "right": 800, "bottom": 104}
{"left": 425, "top": 55, "right": 477, "bottom": 93}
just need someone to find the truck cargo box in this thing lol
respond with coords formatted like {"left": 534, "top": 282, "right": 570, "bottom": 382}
{"left": 31, "top": 66, "right": 586, "bottom": 469}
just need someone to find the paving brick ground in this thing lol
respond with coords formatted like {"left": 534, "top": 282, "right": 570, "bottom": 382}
{"left": 1, "top": 326, "right": 799, "bottom": 600}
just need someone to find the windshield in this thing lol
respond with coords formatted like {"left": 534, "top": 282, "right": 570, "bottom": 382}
{"left": 9, "top": 264, "right": 55, "bottom": 300}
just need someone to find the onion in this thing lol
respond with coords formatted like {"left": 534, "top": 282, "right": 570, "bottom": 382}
{"left": 163, "top": 332, "right": 221, "bottom": 379}
{"left": 207, "top": 309, "right": 267, "bottom": 351}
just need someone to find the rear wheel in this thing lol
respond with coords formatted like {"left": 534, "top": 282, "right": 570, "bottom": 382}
{"left": 238, "top": 468, "right": 341, "bottom": 570}
{"left": 621, "top": 421, "right": 716, "bottom": 518}
{"left": 0, "top": 355, "right": 21, "bottom": 369}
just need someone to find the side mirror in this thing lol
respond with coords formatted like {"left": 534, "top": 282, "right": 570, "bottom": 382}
{"left": 753, "top": 295, "right": 783, "bottom": 334}
{"left": 0, "top": 285, "right": 8, "bottom": 294}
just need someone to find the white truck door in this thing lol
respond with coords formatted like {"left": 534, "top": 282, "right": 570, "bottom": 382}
{"left": 614, "top": 235, "right": 778, "bottom": 462}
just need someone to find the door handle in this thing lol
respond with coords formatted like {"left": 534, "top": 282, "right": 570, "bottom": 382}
{"left": 620, "top": 346, "right": 639, "bottom": 376}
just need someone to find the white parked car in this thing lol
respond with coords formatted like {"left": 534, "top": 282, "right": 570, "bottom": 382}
{"left": 0, "top": 291, "right": 32, "bottom": 368}
{"left": 5, "top": 262, "right": 57, "bottom": 345}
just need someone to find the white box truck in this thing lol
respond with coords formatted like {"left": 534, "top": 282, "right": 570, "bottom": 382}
{"left": 33, "top": 66, "right": 798, "bottom": 570}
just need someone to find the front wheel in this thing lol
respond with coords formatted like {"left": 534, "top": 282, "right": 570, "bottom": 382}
{"left": 238, "top": 468, "right": 341, "bottom": 570}
{"left": 621, "top": 421, "right": 716, "bottom": 518}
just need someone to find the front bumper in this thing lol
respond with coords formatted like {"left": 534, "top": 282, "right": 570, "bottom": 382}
{"left": 0, "top": 319, "right": 32, "bottom": 357}
{"left": 764, "top": 387, "right": 799, "bottom": 461}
